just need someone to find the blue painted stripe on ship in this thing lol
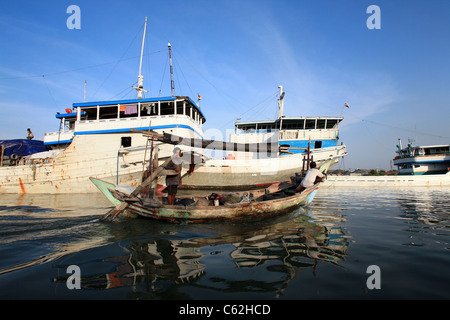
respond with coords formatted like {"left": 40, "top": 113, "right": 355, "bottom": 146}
{"left": 398, "top": 170, "right": 449, "bottom": 175}
{"left": 395, "top": 159, "right": 450, "bottom": 164}
{"left": 73, "top": 124, "right": 203, "bottom": 138}
{"left": 43, "top": 139, "right": 73, "bottom": 146}
{"left": 279, "top": 139, "right": 338, "bottom": 154}
{"left": 55, "top": 111, "right": 85, "bottom": 119}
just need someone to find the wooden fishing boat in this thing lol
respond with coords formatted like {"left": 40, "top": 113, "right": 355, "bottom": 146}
{"left": 90, "top": 177, "right": 321, "bottom": 222}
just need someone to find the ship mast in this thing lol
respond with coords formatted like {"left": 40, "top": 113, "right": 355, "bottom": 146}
{"left": 277, "top": 85, "right": 285, "bottom": 119}
{"left": 134, "top": 17, "right": 148, "bottom": 99}
{"left": 168, "top": 42, "right": 175, "bottom": 97}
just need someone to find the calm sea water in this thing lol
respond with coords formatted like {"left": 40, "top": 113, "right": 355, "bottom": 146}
{"left": 0, "top": 186, "right": 449, "bottom": 302}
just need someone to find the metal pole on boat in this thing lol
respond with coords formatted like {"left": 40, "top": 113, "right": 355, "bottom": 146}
{"left": 277, "top": 85, "right": 285, "bottom": 119}
{"left": 116, "top": 152, "right": 119, "bottom": 185}
{"left": 307, "top": 138, "right": 311, "bottom": 170}
{"left": 168, "top": 42, "right": 175, "bottom": 97}
{"left": 134, "top": 17, "right": 148, "bottom": 99}
{"left": 142, "top": 120, "right": 152, "bottom": 176}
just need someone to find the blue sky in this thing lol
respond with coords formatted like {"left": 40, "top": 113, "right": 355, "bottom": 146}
{"left": 1, "top": 0, "right": 449, "bottom": 170}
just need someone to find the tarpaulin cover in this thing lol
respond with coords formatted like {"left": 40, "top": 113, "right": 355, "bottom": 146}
{"left": 0, "top": 139, "right": 48, "bottom": 157}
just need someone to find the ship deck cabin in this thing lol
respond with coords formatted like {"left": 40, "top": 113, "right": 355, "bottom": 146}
{"left": 233, "top": 116, "right": 343, "bottom": 153}
{"left": 72, "top": 96, "right": 206, "bottom": 124}
{"left": 44, "top": 96, "right": 205, "bottom": 146}
{"left": 397, "top": 144, "right": 450, "bottom": 158}
{"left": 235, "top": 117, "right": 343, "bottom": 133}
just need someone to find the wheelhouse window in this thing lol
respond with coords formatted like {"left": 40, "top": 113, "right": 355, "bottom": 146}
{"left": 99, "top": 106, "right": 119, "bottom": 119}
{"left": 317, "top": 119, "right": 326, "bottom": 129}
{"left": 119, "top": 104, "right": 138, "bottom": 118}
{"left": 140, "top": 103, "right": 157, "bottom": 116}
{"left": 177, "top": 103, "right": 184, "bottom": 115}
{"left": 282, "top": 119, "right": 305, "bottom": 130}
{"left": 186, "top": 105, "right": 193, "bottom": 120}
{"left": 81, "top": 107, "right": 96, "bottom": 120}
{"left": 160, "top": 101, "right": 174, "bottom": 116}
{"left": 305, "top": 119, "right": 316, "bottom": 129}
{"left": 326, "top": 119, "right": 338, "bottom": 129}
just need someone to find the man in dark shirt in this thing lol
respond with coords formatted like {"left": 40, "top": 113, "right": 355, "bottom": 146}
{"left": 166, "top": 147, "right": 182, "bottom": 205}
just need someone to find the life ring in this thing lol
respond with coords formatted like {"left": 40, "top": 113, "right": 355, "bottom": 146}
{"left": 65, "top": 108, "right": 73, "bottom": 113}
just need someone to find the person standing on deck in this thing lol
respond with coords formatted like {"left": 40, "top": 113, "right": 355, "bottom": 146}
{"left": 26, "top": 128, "right": 34, "bottom": 140}
{"left": 295, "top": 161, "right": 325, "bottom": 193}
{"left": 166, "top": 147, "right": 182, "bottom": 205}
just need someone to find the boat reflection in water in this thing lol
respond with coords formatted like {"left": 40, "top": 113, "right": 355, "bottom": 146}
{"left": 395, "top": 187, "right": 450, "bottom": 247}
{"left": 55, "top": 206, "right": 349, "bottom": 298}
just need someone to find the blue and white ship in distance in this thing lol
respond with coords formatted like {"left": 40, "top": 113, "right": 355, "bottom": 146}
{"left": 394, "top": 140, "right": 450, "bottom": 175}
{"left": 324, "top": 140, "right": 449, "bottom": 187}
{"left": 0, "top": 18, "right": 347, "bottom": 193}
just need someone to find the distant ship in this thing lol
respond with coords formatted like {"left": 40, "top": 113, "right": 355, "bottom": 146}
{"left": 393, "top": 139, "right": 450, "bottom": 175}
{"left": 324, "top": 139, "right": 450, "bottom": 187}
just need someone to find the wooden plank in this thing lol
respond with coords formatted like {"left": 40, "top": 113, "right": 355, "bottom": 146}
{"left": 130, "top": 129, "right": 279, "bottom": 153}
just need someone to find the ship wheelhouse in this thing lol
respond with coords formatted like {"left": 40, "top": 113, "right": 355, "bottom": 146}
{"left": 233, "top": 116, "right": 343, "bottom": 154}
{"left": 73, "top": 96, "right": 205, "bottom": 124}
{"left": 44, "top": 96, "right": 205, "bottom": 147}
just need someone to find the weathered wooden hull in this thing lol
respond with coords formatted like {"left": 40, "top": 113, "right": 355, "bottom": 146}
{"left": 0, "top": 133, "right": 178, "bottom": 194}
{"left": 90, "top": 177, "right": 319, "bottom": 222}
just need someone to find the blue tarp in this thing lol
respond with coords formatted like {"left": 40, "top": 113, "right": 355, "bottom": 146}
{"left": 0, "top": 139, "right": 48, "bottom": 157}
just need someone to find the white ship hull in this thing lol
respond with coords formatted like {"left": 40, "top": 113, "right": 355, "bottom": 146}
{"left": 182, "top": 145, "right": 347, "bottom": 189}
{"left": 323, "top": 172, "right": 450, "bottom": 187}
{"left": 323, "top": 142, "right": 450, "bottom": 188}
{"left": 0, "top": 133, "right": 174, "bottom": 194}
{"left": 393, "top": 154, "right": 450, "bottom": 175}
